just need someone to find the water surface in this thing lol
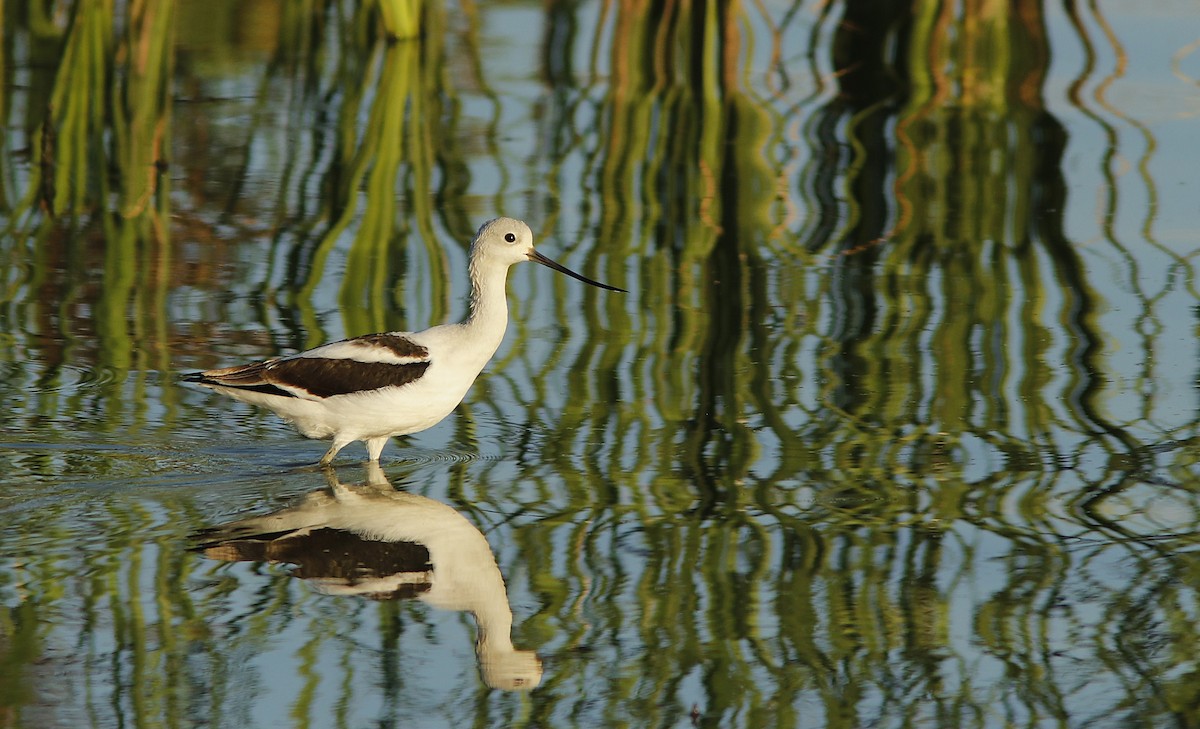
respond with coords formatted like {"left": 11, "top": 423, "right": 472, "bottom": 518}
{"left": 2, "top": 1, "right": 1200, "bottom": 727}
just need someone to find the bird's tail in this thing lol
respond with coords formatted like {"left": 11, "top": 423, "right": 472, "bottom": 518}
{"left": 180, "top": 362, "right": 295, "bottom": 397}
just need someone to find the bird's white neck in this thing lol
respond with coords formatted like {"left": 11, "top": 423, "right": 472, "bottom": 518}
{"left": 461, "top": 253, "right": 511, "bottom": 350}
{"left": 474, "top": 595, "right": 516, "bottom": 652}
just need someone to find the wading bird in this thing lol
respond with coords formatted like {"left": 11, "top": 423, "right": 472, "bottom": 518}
{"left": 184, "top": 218, "right": 625, "bottom": 464}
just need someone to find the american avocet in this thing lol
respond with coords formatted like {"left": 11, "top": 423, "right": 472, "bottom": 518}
{"left": 184, "top": 217, "right": 624, "bottom": 464}
{"left": 194, "top": 463, "right": 543, "bottom": 690}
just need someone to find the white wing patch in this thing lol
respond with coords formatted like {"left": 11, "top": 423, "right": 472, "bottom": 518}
{"left": 297, "top": 333, "right": 430, "bottom": 366}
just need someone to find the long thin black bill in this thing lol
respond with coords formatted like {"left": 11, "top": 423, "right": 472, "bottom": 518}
{"left": 530, "top": 250, "right": 627, "bottom": 293}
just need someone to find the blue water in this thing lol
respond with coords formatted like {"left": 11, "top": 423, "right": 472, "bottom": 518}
{"left": 2, "top": 1, "right": 1200, "bottom": 727}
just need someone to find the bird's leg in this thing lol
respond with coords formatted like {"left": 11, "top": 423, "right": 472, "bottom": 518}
{"left": 365, "top": 436, "right": 390, "bottom": 462}
{"left": 320, "top": 462, "right": 341, "bottom": 489}
{"left": 320, "top": 439, "right": 350, "bottom": 466}
{"left": 363, "top": 461, "right": 388, "bottom": 488}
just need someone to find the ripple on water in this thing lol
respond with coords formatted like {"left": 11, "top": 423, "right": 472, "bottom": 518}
{"left": 27, "top": 363, "right": 125, "bottom": 394}
{"left": 391, "top": 447, "right": 502, "bottom": 466}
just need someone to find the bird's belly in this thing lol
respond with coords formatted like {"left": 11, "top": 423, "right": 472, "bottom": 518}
{"left": 317, "top": 384, "right": 464, "bottom": 438}
{"left": 328, "top": 366, "right": 481, "bottom": 436}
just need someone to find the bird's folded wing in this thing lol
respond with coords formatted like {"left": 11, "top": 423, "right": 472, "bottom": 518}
{"left": 194, "top": 333, "right": 432, "bottom": 399}
{"left": 265, "top": 357, "right": 431, "bottom": 398}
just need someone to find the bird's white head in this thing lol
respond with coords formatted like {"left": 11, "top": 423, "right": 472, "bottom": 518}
{"left": 470, "top": 217, "right": 627, "bottom": 293}
{"left": 471, "top": 217, "right": 536, "bottom": 267}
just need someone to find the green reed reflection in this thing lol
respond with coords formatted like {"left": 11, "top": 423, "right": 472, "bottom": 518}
{"left": 496, "top": 0, "right": 1200, "bottom": 725}
{"left": 186, "top": 0, "right": 465, "bottom": 348}
{"left": 17, "top": 0, "right": 174, "bottom": 220}
{"left": 0, "top": 0, "right": 176, "bottom": 436}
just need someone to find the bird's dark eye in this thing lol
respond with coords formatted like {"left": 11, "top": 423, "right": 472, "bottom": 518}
{"left": 505, "top": 232, "right": 517, "bottom": 243}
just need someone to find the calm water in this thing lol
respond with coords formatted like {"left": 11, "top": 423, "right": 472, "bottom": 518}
{"left": 2, "top": 1, "right": 1200, "bottom": 727}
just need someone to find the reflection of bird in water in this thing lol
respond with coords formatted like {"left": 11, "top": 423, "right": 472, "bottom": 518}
{"left": 184, "top": 217, "right": 624, "bottom": 465}
{"left": 192, "top": 463, "right": 543, "bottom": 691}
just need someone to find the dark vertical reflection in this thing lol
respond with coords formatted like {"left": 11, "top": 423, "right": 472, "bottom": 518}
{"left": 820, "top": 0, "right": 912, "bottom": 416}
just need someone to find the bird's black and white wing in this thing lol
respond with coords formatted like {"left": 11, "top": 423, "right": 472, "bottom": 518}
{"left": 184, "top": 332, "right": 432, "bottom": 399}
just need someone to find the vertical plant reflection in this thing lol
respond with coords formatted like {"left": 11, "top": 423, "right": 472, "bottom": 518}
{"left": 482, "top": 0, "right": 1200, "bottom": 725}
{"left": 0, "top": 0, "right": 175, "bottom": 433}
{"left": 213, "top": 1, "right": 464, "bottom": 348}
